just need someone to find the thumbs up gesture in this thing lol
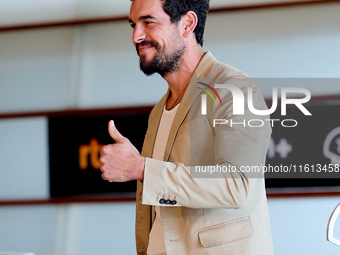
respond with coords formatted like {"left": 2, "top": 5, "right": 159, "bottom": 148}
{"left": 99, "top": 120, "right": 145, "bottom": 182}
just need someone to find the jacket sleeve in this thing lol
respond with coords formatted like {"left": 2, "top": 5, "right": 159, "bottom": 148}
{"left": 142, "top": 78, "right": 271, "bottom": 209}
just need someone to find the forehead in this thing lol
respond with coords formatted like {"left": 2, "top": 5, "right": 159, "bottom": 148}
{"left": 129, "top": 0, "right": 167, "bottom": 21}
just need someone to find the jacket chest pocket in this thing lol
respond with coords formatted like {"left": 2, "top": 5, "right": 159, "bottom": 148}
{"left": 198, "top": 217, "right": 253, "bottom": 248}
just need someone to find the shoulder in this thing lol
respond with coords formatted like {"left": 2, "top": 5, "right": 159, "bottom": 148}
{"left": 197, "top": 51, "right": 249, "bottom": 79}
{"left": 211, "top": 60, "right": 249, "bottom": 79}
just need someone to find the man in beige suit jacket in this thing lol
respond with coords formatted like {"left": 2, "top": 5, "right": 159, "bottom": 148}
{"left": 99, "top": 0, "right": 274, "bottom": 254}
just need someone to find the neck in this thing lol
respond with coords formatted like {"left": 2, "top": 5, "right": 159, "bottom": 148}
{"left": 164, "top": 46, "right": 204, "bottom": 110}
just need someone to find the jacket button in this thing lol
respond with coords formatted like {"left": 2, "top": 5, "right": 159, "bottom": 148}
{"left": 171, "top": 200, "right": 177, "bottom": 205}
{"left": 165, "top": 199, "right": 171, "bottom": 205}
{"left": 159, "top": 198, "right": 166, "bottom": 204}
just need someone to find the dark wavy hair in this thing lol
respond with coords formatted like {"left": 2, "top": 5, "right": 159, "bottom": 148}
{"left": 131, "top": 0, "right": 210, "bottom": 46}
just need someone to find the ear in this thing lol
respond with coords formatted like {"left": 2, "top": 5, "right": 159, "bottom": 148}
{"left": 181, "top": 11, "right": 198, "bottom": 38}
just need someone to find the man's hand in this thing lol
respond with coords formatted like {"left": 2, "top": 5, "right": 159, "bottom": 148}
{"left": 99, "top": 120, "right": 145, "bottom": 182}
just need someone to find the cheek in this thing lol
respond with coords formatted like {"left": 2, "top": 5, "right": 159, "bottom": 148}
{"left": 149, "top": 29, "right": 167, "bottom": 47}
{"left": 168, "top": 29, "right": 184, "bottom": 48}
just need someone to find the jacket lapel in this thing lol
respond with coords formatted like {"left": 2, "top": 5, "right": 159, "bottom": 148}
{"left": 164, "top": 84, "right": 192, "bottom": 161}
{"left": 142, "top": 52, "right": 218, "bottom": 161}
{"left": 141, "top": 89, "right": 170, "bottom": 158}
{"left": 164, "top": 51, "right": 218, "bottom": 161}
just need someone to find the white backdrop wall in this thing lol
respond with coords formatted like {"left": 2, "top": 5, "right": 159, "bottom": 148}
{"left": 0, "top": 0, "right": 314, "bottom": 27}
{"left": 0, "top": 2, "right": 340, "bottom": 255}
{"left": 0, "top": 3, "right": 339, "bottom": 114}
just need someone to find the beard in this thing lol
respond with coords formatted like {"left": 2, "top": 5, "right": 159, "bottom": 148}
{"left": 137, "top": 38, "right": 186, "bottom": 77}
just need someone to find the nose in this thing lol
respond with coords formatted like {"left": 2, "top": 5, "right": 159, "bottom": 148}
{"left": 132, "top": 24, "right": 146, "bottom": 45}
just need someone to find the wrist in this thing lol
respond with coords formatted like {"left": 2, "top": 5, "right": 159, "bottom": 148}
{"left": 135, "top": 156, "right": 145, "bottom": 181}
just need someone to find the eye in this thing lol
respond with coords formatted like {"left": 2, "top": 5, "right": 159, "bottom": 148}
{"left": 129, "top": 23, "right": 136, "bottom": 29}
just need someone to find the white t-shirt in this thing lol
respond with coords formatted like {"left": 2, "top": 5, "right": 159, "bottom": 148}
{"left": 147, "top": 104, "right": 180, "bottom": 255}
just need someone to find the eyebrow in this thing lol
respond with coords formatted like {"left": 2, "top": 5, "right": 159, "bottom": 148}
{"left": 129, "top": 15, "right": 157, "bottom": 24}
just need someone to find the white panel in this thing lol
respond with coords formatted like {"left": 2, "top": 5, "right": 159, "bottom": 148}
{"left": 0, "top": 3, "right": 339, "bottom": 112}
{"left": 77, "top": 22, "right": 167, "bottom": 108}
{"left": 0, "top": 28, "right": 74, "bottom": 114}
{"left": 78, "top": 0, "right": 131, "bottom": 18}
{"left": 0, "top": 117, "right": 49, "bottom": 200}
{"left": 0, "top": 0, "right": 317, "bottom": 27}
{"left": 2, "top": 197, "right": 340, "bottom": 255}
{"left": 0, "top": 205, "right": 57, "bottom": 254}
{"left": 0, "top": 0, "right": 78, "bottom": 26}
{"left": 61, "top": 202, "right": 136, "bottom": 255}
{"left": 268, "top": 196, "right": 340, "bottom": 254}
{"left": 203, "top": 3, "right": 340, "bottom": 97}
{"left": 76, "top": 3, "right": 340, "bottom": 109}
{"left": 211, "top": 0, "right": 313, "bottom": 8}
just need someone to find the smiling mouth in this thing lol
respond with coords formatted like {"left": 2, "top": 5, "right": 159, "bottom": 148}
{"left": 138, "top": 45, "right": 153, "bottom": 54}
{"left": 136, "top": 41, "right": 159, "bottom": 56}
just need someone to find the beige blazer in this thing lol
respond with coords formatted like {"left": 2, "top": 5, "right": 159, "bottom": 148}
{"left": 135, "top": 52, "right": 274, "bottom": 255}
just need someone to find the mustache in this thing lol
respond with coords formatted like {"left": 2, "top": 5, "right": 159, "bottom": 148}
{"left": 136, "top": 40, "right": 160, "bottom": 55}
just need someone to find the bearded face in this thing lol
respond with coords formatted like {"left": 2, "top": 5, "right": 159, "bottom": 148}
{"left": 136, "top": 27, "right": 186, "bottom": 77}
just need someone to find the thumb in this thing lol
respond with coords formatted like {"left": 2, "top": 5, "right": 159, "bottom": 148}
{"left": 108, "top": 120, "right": 125, "bottom": 143}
